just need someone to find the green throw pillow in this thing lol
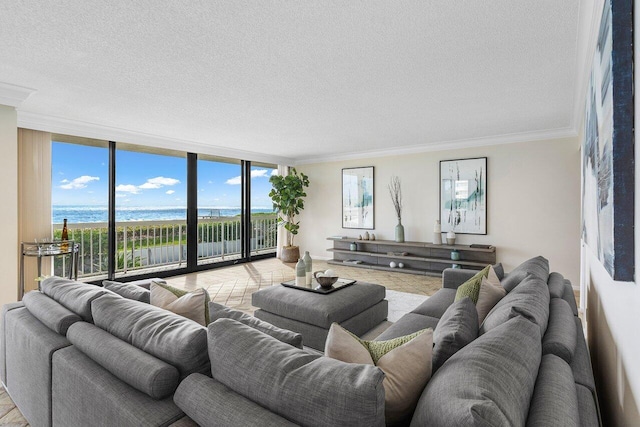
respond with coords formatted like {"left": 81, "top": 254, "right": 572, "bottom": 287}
{"left": 348, "top": 328, "right": 427, "bottom": 364}
{"left": 455, "top": 265, "right": 491, "bottom": 304}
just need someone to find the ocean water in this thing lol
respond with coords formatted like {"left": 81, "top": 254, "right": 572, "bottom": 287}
{"left": 52, "top": 206, "right": 275, "bottom": 224}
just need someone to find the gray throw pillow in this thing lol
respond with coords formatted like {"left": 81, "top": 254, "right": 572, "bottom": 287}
{"left": 501, "top": 256, "right": 550, "bottom": 292}
{"left": 102, "top": 280, "right": 151, "bottom": 303}
{"left": 432, "top": 297, "right": 479, "bottom": 372}
{"left": 493, "top": 263, "right": 505, "bottom": 281}
{"left": 209, "top": 301, "right": 303, "bottom": 349}
{"left": 411, "top": 316, "right": 542, "bottom": 427}
{"left": 480, "top": 274, "right": 550, "bottom": 337}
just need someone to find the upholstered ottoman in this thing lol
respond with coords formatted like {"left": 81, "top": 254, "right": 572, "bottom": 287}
{"left": 252, "top": 282, "right": 388, "bottom": 350}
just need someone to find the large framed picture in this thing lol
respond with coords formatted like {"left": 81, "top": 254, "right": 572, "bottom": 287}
{"left": 440, "top": 157, "right": 487, "bottom": 235}
{"left": 581, "top": 0, "right": 634, "bottom": 281}
{"left": 342, "top": 166, "right": 374, "bottom": 229}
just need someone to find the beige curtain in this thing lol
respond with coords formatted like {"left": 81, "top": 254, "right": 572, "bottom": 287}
{"left": 18, "top": 129, "right": 52, "bottom": 294}
{"left": 275, "top": 165, "right": 290, "bottom": 259}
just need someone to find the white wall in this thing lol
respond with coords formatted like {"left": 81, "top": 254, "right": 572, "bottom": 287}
{"left": 580, "top": 5, "right": 640, "bottom": 424}
{"left": 0, "top": 105, "right": 18, "bottom": 305}
{"left": 297, "top": 136, "right": 581, "bottom": 284}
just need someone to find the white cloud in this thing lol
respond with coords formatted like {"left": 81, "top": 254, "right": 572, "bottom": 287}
{"left": 225, "top": 176, "right": 242, "bottom": 185}
{"left": 115, "top": 184, "right": 140, "bottom": 194}
{"left": 271, "top": 169, "right": 278, "bottom": 176}
{"left": 165, "top": 190, "right": 175, "bottom": 195}
{"left": 60, "top": 175, "right": 99, "bottom": 190}
{"left": 139, "top": 176, "right": 180, "bottom": 189}
{"left": 225, "top": 169, "right": 270, "bottom": 185}
{"left": 60, "top": 179, "right": 69, "bottom": 183}
{"left": 115, "top": 193, "right": 126, "bottom": 198}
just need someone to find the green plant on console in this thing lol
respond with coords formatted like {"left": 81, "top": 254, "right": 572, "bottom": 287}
{"left": 268, "top": 168, "right": 310, "bottom": 247}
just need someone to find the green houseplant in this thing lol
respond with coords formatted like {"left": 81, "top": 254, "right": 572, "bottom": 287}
{"left": 269, "top": 168, "right": 310, "bottom": 263}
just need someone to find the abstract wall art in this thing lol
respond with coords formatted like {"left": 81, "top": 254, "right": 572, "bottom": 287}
{"left": 342, "top": 166, "right": 374, "bottom": 229}
{"left": 440, "top": 157, "right": 487, "bottom": 235}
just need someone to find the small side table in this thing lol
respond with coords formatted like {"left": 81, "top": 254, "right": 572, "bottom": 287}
{"left": 19, "top": 241, "right": 79, "bottom": 300}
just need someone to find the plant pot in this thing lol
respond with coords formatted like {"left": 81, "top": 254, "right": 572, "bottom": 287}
{"left": 281, "top": 246, "right": 300, "bottom": 263}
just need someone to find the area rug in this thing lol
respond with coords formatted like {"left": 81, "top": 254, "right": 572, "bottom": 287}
{"left": 360, "top": 290, "right": 429, "bottom": 340}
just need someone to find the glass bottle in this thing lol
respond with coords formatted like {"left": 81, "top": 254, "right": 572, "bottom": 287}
{"left": 61, "top": 218, "right": 69, "bottom": 251}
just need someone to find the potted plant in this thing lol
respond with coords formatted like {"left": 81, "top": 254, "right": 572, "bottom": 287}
{"left": 269, "top": 168, "right": 310, "bottom": 262}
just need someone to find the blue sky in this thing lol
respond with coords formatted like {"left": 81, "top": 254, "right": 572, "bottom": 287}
{"left": 52, "top": 142, "right": 277, "bottom": 209}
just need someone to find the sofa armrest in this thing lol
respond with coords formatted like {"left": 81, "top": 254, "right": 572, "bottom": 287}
{"left": 175, "top": 373, "right": 298, "bottom": 427}
{"left": 442, "top": 268, "right": 477, "bottom": 289}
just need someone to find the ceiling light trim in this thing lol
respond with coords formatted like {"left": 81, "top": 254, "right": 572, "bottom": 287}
{"left": 0, "top": 82, "right": 37, "bottom": 108}
{"left": 295, "top": 127, "right": 578, "bottom": 165}
{"left": 17, "top": 111, "right": 295, "bottom": 166}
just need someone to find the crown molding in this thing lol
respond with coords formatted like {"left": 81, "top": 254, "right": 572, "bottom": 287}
{"left": 294, "top": 127, "right": 578, "bottom": 165}
{"left": 17, "top": 111, "right": 295, "bottom": 166}
{"left": 0, "top": 82, "right": 36, "bottom": 108}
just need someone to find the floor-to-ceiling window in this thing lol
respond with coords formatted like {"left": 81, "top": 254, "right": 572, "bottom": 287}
{"left": 250, "top": 163, "right": 278, "bottom": 256}
{"left": 115, "top": 144, "right": 188, "bottom": 277}
{"left": 50, "top": 136, "right": 278, "bottom": 281}
{"left": 196, "top": 156, "right": 243, "bottom": 265}
{"left": 51, "top": 136, "right": 109, "bottom": 277}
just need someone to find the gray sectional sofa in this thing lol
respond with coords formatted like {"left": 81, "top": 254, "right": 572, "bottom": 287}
{"left": 1, "top": 256, "right": 601, "bottom": 426}
{"left": 1, "top": 277, "right": 204, "bottom": 427}
{"left": 176, "top": 256, "right": 601, "bottom": 426}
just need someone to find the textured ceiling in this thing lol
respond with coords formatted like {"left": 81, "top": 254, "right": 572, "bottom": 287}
{"left": 0, "top": 1, "right": 589, "bottom": 163}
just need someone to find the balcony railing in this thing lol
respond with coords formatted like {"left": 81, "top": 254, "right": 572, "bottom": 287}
{"left": 52, "top": 215, "right": 278, "bottom": 278}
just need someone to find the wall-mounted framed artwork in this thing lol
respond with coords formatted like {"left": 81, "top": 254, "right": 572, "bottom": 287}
{"left": 342, "top": 166, "right": 374, "bottom": 229}
{"left": 581, "top": 0, "right": 634, "bottom": 281}
{"left": 440, "top": 157, "right": 487, "bottom": 235}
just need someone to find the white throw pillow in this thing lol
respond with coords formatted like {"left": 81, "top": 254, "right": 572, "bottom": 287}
{"left": 325, "top": 323, "right": 433, "bottom": 425}
{"left": 150, "top": 281, "right": 210, "bottom": 326}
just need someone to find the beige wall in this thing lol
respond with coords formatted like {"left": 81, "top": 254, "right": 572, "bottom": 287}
{"left": 0, "top": 105, "right": 19, "bottom": 305}
{"left": 580, "top": 5, "right": 640, "bottom": 425}
{"left": 297, "top": 136, "right": 581, "bottom": 284}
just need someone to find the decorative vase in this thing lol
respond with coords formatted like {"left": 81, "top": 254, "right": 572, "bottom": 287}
{"left": 433, "top": 220, "right": 442, "bottom": 245}
{"left": 364, "top": 231, "right": 370, "bottom": 240}
{"left": 295, "top": 259, "right": 306, "bottom": 287}
{"left": 371, "top": 233, "right": 376, "bottom": 241}
{"left": 395, "top": 220, "right": 405, "bottom": 243}
{"left": 303, "top": 251, "right": 312, "bottom": 285}
{"left": 451, "top": 250, "right": 460, "bottom": 261}
{"left": 446, "top": 231, "right": 456, "bottom": 245}
{"left": 281, "top": 246, "right": 300, "bottom": 263}
{"left": 350, "top": 242, "right": 357, "bottom": 251}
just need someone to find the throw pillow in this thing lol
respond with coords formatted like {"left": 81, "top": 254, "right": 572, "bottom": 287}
{"left": 432, "top": 297, "right": 479, "bottom": 372}
{"left": 454, "top": 265, "right": 491, "bottom": 304}
{"left": 476, "top": 276, "right": 507, "bottom": 324}
{"left": 150, "top": 281, "right": 210, "bottom": 326}
{"left": 325, "top": 323, "right": 433, "bottom": 425}
{"left": 208, "top": 301, "right": 303, "bottom": 348}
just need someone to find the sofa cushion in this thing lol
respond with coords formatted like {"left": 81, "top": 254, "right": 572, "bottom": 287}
{"left": 174, "top": 374, "right": 298, "bottom": 427}
{"left": 91, "top": 293, "right": 209, "bottom": 377}
{"left": 325, "top": 323, "right": 432, "bottom": 425}
{"left": 67, "top": 322, "right": 180, "bottom": 399}
{"left": 411, "top": 288, "right": 456, "bottom": 318}
{"left": 40, "top": 276, "right": 108, "bottom": 322}
{"left": 563, "top": 280, "right": 579, "bottom": 316}
{"left": 22, "top": 291, "right": 81, "bottom": 335}
{"left": 432, "top": 297, "right": 478, "bottom": 372}
{"left": 102, "top": 280, "right": 151, "bottom": 303}
{"left": 527, "top": 354, "right": 580, "bottom": 427}
{"left": 208, "top": 318, "right": 385, "bottom": 427}
{"left": 375, "top": 313, "right": 439, "bottom": 341}
{"left": 542, "top": 298, "right": 577, "bottom": 363}
{"left": 493, "top": 263, "right": 505, "bottom": 280}
{"left": 547, "top": 272, "right": 566, "bottom": 299}
{"left": 410, "top": 316, "right": 542, "bottom": 427}
{"left": 209, "top": 301, "right": 303, "bottom": 348}
{"left": 480, "top": 274, "right": 550, "bottom": 337}
{"left": 500, "top": 256, "right": 549, "bottom": 292}
{"left": 151, "top": 282, "right": 210, "bottom": 326}
{"left": 476, "top": 274, "right": 506, "bottom": 324}
{"left": 571, "top": 317, "right": 596, "bottom": 393}
{"left": 454, "top": 266, "right": 491, "bottom": 304}
{"left": 576, "top": 384, "right": 600, "bottom": 427}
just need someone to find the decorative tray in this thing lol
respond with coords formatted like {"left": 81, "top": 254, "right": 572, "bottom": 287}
{"left": 281, "top": 278, "right": 357, "bottom": 294}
